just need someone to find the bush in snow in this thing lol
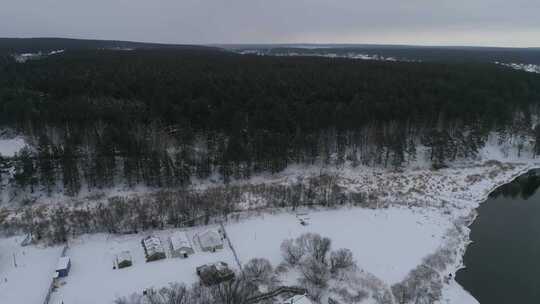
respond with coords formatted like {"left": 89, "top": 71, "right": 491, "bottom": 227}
{"left": 115, "top": 274, "right": 257, "bottom": 304}
{"left": 422, "top": 248, "right": 454, "bottom": 272}
{"left": 275, "top": 261, "right": 290, "bottom": 275}
{"left": 330, "top": 248, "right": 355, "bottom": 274}
{"left": 281, "top": 238, "right": 306, "bottom": 266}
{"left": 210, "top": 275, "right": 258, "bottom": 304}
{"left": 299, "top": 257, "right": 331, "bottom": 288}
{"left": 334, "top": 287, "right": 369, "bottom": 304}
{"left": 281, "top": 233, "right": 332, "bottom": 266}
{"left": 115, "top": 283, "right": 192, "bottom": 304}
{"left": 243, "top": 258, "right": 277, "bottom": 287}
{"left": 329, "top": 265, "right": 393, "bottom": 304}
{"left": 391, "top": 264, "right": 442, "bottom": 304}
{"left": 297, "top": 233, "right": 332, "bottom": 264}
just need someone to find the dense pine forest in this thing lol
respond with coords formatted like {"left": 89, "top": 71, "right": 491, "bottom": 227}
{"left": 1, "top": 45, "right": 540, "bottom": 197}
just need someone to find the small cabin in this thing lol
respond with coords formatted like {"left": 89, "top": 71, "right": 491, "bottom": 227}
{"left": 197, "top": 230, "right": 224, "bottom": 252}
{"left": 169, "top": 232, "right": 195, "bottom": 258}
{"left": 142, "top": 236, "right": 166, "bottom": 262}
{"left": 116, "top": 251, "right": 133, "bottom": 269}
{"left": 56, "top": 256, "right": 71, "bottom": 278}
{"left": 196, "top": 262, "right": 235, "bottom": 286}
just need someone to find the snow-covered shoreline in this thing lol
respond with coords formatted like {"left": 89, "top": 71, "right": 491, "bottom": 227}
{"left": 441, "top": 162, "right": 540, "bottom": 303}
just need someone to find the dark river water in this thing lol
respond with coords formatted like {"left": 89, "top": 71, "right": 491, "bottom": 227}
{"left": 456, "top": 169, "right": 540, "bottom": 304}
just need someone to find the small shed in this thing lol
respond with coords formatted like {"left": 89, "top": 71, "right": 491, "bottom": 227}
{"left": 116, "top": 251, "right": 133, "bottom": 269}
{"left": 169, "top": 232, "right": 195, "bottom": 258}
{"left": 197, "top": 230, "right": 224, "bottom": 252}
{"left": 142, "top": 236, "right": 166, "bottom": 262}
{"left": 196, "top": 262, "right": 235, "bottom": 286}
{"left": 283, "top": 295, "right": 313, "bottom": 304}
{"left": 56, "top": 256, "right": 71, "bottom": 278}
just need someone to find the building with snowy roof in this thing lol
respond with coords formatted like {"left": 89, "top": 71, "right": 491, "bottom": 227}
{"left": 283, "top": 295, "right": 313, "bottom": 304}
{"left": 196, "top": 261, "right": 235, "bottom": 286}
{"left": 197, "top": 230, "right": 224, "bottom": 252}
{"left": 116, "top": 251, "right": 133, "bottom": 268}
{"left": 55, "top": 256, "right": 71, "bottom": 278}
{"left": 169, "top": 232, "right": 194, "bottom": 258}
{"left": 141, "top": 236, "right": 166, "bottom": 262}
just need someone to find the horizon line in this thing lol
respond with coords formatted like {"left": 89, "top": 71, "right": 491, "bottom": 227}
{"left": 1, "top": 36, "right": 540, "bottom": 50}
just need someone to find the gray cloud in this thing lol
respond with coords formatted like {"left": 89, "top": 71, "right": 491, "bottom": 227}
{"left": 1, "top": 0, "right": 539, "bottom": 47}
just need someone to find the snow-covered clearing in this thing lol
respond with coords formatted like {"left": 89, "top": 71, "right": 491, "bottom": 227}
{"left": 227, "top": 207, "right": 450, "bottom": 284}
{"left": 495, "top": 62, "right": 540, "bottom": 74}
{"left": 0, "top": 137, "right": 27, "bottom": 157}
{"left": 0, "top": 206, "right": 448, "bottom": 304}
{"left": 0, "top": 236, "right": 62, "bottom": 304}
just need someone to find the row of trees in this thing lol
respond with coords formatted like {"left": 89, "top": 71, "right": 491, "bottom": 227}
{"left": 2, "top": 175, "right": 363, "bottom": 242}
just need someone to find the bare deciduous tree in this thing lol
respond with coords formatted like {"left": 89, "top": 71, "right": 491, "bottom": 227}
{"left": 243, "top": 258, "right": 276, "bottom": 286}
{"left": 281, "top": 238, "right": 305, "bottom": 266}
{"left": 210, "top": 275, "right": 256, "bottom": 304}
{"left": 299, "top": 257, "right": 330, "bottom": 288}
{"left": 296, "top": 233, "right": 332, "bottom": 264}
{"left": 330, "top": 248, "right": 355, "bottom": 273}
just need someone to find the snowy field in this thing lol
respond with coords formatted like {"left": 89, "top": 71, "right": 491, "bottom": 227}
{"left": 226, "top": 207, "right": 451, "bottom": 284}
{"left": 0, "top": 137, "right": 27, "bottom": 157}
{"left": 48, "top": 230, "right": 236, "bottom": 304}
{"left": 0, "top": 206, "right": 450, "bottom": 304}
{"left": 0, "top": 236, "right": 63, "bottom": 304}
{"left": 2, "top": 161, "right": 539, "bottom": 304}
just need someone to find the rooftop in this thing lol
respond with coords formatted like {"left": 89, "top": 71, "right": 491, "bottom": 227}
{"left": 198, "top": 230, "right": 223, "bottom": 248}
{"left": 284, "top": 295, "right": 313, "bottom": 304}
{"left": 170, "top": 232, "right": 192, "bottom": 251}
{"left": 142, "top": 236, "right": 165, "bottom": 256}
{"left": 56, "top": 256, "right": 70, "bottom": 271}
{"left": 117, "top": 251, "right": 132, "bottom": 262}
{"left": 196, "top": 262, "right": 235, "bottom": 286}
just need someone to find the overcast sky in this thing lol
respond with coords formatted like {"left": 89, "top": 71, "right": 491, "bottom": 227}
{"left": 1, "top": 0, "right": 539, "bottom": 47}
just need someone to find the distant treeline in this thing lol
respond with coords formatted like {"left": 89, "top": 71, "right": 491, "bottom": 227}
{"left": 255, "top": 45, "right": 540, "bottom": 64}
{"left": 0, "top": 37, "right": 219, "bottom": 55}
{"left": 1, "top": 48, "right": 540, "bottom": 196}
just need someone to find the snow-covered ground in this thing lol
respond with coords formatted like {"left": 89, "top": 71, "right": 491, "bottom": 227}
{"left": 227, "top": 207, "right": 451, "bottom": 284}
{"left": 217, "top": 159, "right": 540, "bottom": 304}
{"left": 0, "top": 137, "right": 27, "bottom": 157}
{"left": 2, "top": 137, "right": 540, "bottom": 303}
{"left": 48, "top": 230, "right": 236, "bottom": 304}
{"left": 495, "top": 62, "right": 540, "bottom": 74}
{"left": 0, "top": 236, "right": 63, "bottom": 304}
{"left": 12, "top": 50, "right": 65, "bottom": 63}
{"left": 1, "top": 206, "right": 449, "bottom": 304}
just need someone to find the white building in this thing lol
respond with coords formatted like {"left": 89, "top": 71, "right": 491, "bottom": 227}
{"left": 169, "top": 231, "right": 195, "bottom": 258}
{"left": 197, "top": 230, "right": 224, "bottom": 252}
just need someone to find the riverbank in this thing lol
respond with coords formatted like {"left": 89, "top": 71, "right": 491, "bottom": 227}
{"left": 441, "top": 161, "right": 540, "bottom": 304}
